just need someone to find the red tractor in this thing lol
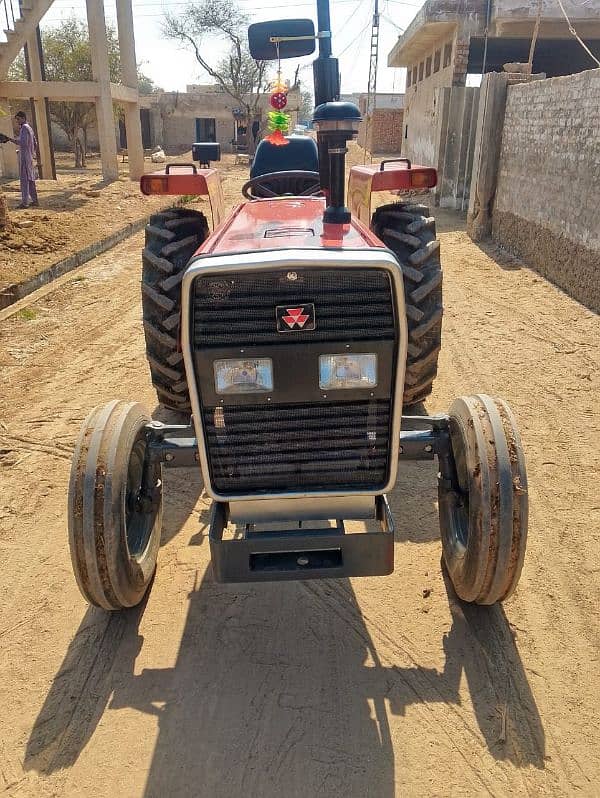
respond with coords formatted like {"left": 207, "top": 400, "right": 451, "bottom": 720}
{"left": 67, "top": 2, "right": 527, "bottom": 613}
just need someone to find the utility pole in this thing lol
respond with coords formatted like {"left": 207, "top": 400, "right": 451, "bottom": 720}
{"left": 527, "top": 0, "right": 543, "bottom": 74}
{"left": 364, "top": 0, "right": 380, "bottom": 162}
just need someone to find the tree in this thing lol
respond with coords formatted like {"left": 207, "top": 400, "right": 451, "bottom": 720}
{"left": 299, "top": 91, "right": 313, "bottom": 123}
{"left": 290, "top": 64, "right": 313, "bottom": 124}
{"left": 163, "top": 0, "right": 268, "bottom": 153}
{"left": 9, "top": 17, "right": 157, "bottom": 167}
{"left": 138, "top": 71, "right": 158, "bottom": 97}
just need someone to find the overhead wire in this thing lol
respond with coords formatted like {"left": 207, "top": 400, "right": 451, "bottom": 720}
{"left": 555, "top": 0, "right": 600, "bottom": 67}
{"left": 337, "top": 20, "right": 372, "bottom": 58}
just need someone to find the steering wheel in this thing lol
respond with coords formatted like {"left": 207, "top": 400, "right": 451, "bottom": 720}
{"left": 242, "top": 171, "right": 321, "bottom": 200}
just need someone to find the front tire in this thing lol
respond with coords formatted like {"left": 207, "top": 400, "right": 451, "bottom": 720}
{"left": 371, "top": 202, "right": 442, "bottom": 407}
{"left": 142, "top": 208, "right": 209, "bottom": 414}
{"left": 68, "top": 400, "right": 163, "bottom": 610}
{"left": 438, "top": 395, "right": 528, "bottom": 605}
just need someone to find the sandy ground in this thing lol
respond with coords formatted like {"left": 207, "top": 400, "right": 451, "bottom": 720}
{"left": 0, "top": 157, "right": 600, "bottom": 797}
{"left": 0, "top": 151, "right": 251, "bottom": 292}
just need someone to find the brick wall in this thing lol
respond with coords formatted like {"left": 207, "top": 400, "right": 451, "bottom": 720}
{"left": 358, "top": 109, "right": 404, "bottom": 153}
{"left": 493, "top": 68, "right": 600, "bottom": 312}
{"left": 452, "top": 40, "right": 470, "bottom": 87}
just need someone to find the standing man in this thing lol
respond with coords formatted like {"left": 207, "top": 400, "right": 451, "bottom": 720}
{"left": 8, "top": 111, "right": 39, "bottom": 209}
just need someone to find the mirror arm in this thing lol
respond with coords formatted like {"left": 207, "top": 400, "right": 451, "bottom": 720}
{"left": 269, "top": 32, "right": 331, "bottom": 44}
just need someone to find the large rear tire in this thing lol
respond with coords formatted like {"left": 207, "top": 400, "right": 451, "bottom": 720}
{"left": 142, "top": 208, "right": 209, "bottom": 414}
{"left": 438, "top": 395, "right": 528, "bottom": 605}
{"left": 68, "top": 400, "right": 163, "bottom": 611}
{"left": 371, "top": 202, "right": 442, "bottom": 407}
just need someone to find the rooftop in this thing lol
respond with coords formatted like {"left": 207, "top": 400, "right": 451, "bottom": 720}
{"left": 388, "top": 0, "right": 600, "bottom": 67}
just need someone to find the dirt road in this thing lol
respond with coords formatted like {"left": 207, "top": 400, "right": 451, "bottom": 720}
{"left": 0, "top": 207, "right": 599, "bottom": 797}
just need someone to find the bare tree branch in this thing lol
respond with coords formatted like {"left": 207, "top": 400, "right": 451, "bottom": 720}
{"left": 163, "top": 0, "right": 270, "bottom": 145}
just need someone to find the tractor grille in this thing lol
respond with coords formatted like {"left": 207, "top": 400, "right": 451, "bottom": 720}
{"left": 193, "top": 268, "right": 395, "bottom": 346}
{"left": 203, "top": 401, "right": 391, "bottom": 493}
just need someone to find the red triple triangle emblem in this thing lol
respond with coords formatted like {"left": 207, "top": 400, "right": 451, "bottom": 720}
{"left": 282, "top": 307, "right": 309, "bottom": 328}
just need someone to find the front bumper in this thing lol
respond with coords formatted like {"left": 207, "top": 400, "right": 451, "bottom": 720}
{"left": 208, "top": 495, "right": 395, "bottom": 583}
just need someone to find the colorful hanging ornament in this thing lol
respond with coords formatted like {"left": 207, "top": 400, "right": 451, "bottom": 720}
{"left": 270, "top": 91, "right": 288, "bottom": 111}
{"left": 265, "top": 68, "right": 290, "bottom": 146}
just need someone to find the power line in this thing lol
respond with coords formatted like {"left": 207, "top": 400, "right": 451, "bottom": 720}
{"left": 338, "top": 20, "right": 371, "bottom": 57}
{"left": 51, "top": 0, "right": 365, "bottom": 7}
{"left": 47, "top": 1, "right": 364, "bottom": 21}
{"left": 556, "top": 0, "right": 600, "bottom": 67}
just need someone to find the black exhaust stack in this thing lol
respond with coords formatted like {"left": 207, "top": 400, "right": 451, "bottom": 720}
{"left": 313, "top": 103, "right": 361, "bottom": 225}
{"left": 312, "top": 0, "right": 361, "bottom": 225}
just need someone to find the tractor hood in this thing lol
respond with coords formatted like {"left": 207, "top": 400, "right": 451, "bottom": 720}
{"left": 197, "top": 197, "right": 386, "bottom": 256}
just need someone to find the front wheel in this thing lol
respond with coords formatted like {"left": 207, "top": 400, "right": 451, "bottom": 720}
{"left": 67, "top": 400, "right": 163, "bottom": 610}
{"left": 438, "top": 395, "right": 528, "bottom": 605}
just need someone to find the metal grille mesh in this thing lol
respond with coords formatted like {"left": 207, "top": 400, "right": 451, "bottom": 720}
{"left": 193, "top": 268, "right": 394, "bottom": 346}
{"left": 203, "top": 401, "right": 391, "bottom": 493}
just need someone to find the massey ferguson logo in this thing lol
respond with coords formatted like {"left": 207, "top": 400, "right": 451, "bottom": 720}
{"left": 276, "top": 303, "right": 316, "bottom": 332}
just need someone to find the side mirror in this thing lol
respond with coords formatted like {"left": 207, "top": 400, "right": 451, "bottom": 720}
{"left": 248, "top": 19, "right": 316, "bottom": 60}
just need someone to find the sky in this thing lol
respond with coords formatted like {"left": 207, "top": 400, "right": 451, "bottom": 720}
{"left": 40, "top": 0, "right": 427, "bottom": 95}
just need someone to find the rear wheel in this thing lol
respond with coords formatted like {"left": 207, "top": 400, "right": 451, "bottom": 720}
{"left": 371, "top": 202, "right": 442, "bottom": 407}
{"left": 68, "top": 400, "right": 163, "bottom": 610}
{"left": 142, "top": 208, "right": 209, "bottom": 414}
{"left": 438, "top": 395, "right": 528, "bottom": 605}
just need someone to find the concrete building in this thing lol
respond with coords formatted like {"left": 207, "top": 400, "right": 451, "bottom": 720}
{"left": 387, "top": 0, "right": 600, "bottom": 206}
{"left": 143, "top": 85, "right": 301, "bottom": 155}
{"left": 340, "top": 93, "right": 405, "bottom": 154}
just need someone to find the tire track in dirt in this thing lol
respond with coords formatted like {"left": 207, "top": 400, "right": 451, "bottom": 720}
{"left": 0, "top": 211, "right": 599, "bottom": 796}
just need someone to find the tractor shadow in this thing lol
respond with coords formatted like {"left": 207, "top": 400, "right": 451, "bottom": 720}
{"left": 24, "top": 448, "right": 545, "bottom": 793}
{"left": 112, "top": 559, "right": 545, "bottom": 797}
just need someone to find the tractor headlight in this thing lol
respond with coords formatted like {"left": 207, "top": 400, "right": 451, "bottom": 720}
{"left": 214, "top": 358, "right": 273, "bottom": 394}
{"left": 319, "top": 354, "right": 377, "bottom": 390}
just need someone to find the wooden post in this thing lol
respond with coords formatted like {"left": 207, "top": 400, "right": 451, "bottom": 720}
{"left": 116, "top": 0, "right": 144, "bottom": 180}
{"left": 86, "top": 0, "right": 118, "bottom": 182}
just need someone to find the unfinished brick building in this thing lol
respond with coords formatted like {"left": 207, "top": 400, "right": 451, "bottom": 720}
{"left": 388, "top": 0, "right": 600, "bottom": 206}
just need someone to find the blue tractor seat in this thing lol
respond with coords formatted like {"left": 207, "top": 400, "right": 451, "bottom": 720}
{"left": 251, "top": 135, "right": 319, "bottom": 180}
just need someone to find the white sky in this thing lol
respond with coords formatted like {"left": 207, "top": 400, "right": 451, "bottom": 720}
{"left": 41, "top": 0, "right": 426, "bottom": 95}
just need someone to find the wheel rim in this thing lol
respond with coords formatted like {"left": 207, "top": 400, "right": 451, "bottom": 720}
{"left": 448, "top": 424, "right": 471, "bottom": 551}
{"left": 125, "top": 437, "right": 159, "bottom": 560}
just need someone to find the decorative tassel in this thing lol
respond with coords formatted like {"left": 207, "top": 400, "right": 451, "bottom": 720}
{"left": 265, "top": 109, "right": 290, "bottom": 146}
{"left": 265, "top": 128, "right": 288, "bottom": 146}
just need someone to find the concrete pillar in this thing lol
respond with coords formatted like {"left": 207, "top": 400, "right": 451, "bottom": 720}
{"left": 0, "top": 99, "right": 18, "bottom": 178}
{"left": 116, "top": 0, "right": 144, "bottom": 180}
{"left": 86, "top": 0, "right": 118, "bottom": 182}
{"left": 24, "top": 30, "right": 56, "bottom": 180}
{"left": 466, "top": 72, "right": 510, "bottom": 241}
{"left": 435, "top": 87, "right": 479, "bottom": 209}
